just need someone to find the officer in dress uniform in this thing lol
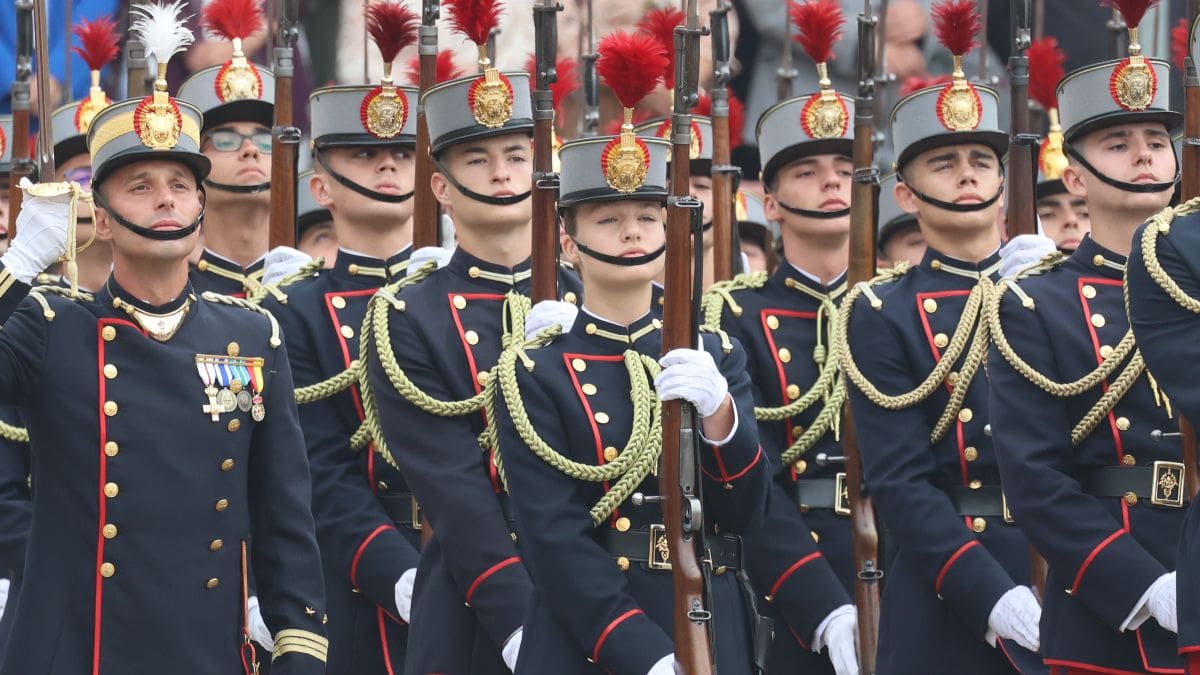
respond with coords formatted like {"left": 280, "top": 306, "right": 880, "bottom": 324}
{"left": 258, "top": 54, "right": 423, "bottom": 672}
{"left": 988, "top": 26, "right": 1184, "bottom": 673}
{"left": 365, "top": 20, "right": 581, "bottom": 674}
{"left": 177, "top": 0, "right": 275, "bottom": 297}
{"left": 838, "top": 3, "right": 1044, "bottom": 670}
{"left": 0, "top": 4, "right": 326, "bottom": 673}
{"left": 702, "top": 60, "right": 861, "bottom": 674}
{"left": 496, "top": 108, "right": 769, "bottom": 673}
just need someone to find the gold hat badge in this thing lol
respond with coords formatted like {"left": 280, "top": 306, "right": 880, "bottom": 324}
{"left": 931, "top": 0, "right": 984, "bottom": 132}
{"left": 202, "top": 0, "right": 266, "bottom": 103}
{"left": 1106, "top": 0, "right": 1158, "bottom": 111}
{"left": 445, "top": 0, "right": 514, "bottom": 129}
{"left": 361, "top": 2, "right": 419, "bottom": 139}
{"left": 1028, "top": 37, "right": 1068, "bottom": 180}
{"left": 595, "top": 29, "right": 669, "bottom": 193}
{"left": 790, "top": 0, "right": 850, "bottom": 139}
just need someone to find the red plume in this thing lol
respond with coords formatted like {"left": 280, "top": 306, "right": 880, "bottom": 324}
{"left": 444, "top": 0, "right": 505, "bottom": 46}
{"left": 931, "top": 0, "right": 981, "bottom": 57}
{"left": 898, "top": 74, "right": 952, "bottom": 97}
{"left": 201, "top": 0, "right": 265, "bottom": 41}
{"left": 72, "top": 17, "right": 121, "bottom": 71}
{"left": 694, "top": 89, "right": 745, "bottom": 148}
{"left": 788, "top": 0, "right": 844, "bottom": 65}
{"left": 365, "top": 2, "right": 420, "bottom": 64}
{"left": 597, "top": 31, "right": 668, "bottom": 109}
{"left": 637, "top": 7, "right": 684, "bottom": 88}
{"left": 1172, "top": 17, "right": 1190, "bottom": 70}
{"left": 406, "top": 50, "right": 465, "bottom": 85}
{"left": 525, "top": 55, "right": 580, "bottom": 110}
{"left": 1027, "top": 37, "right": 1065, "bottom": 111}
{"left": 1100, "top": 0, "right": 1161, "bottom": 30}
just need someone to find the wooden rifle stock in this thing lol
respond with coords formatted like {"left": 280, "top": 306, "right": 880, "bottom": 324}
{"left": 709, "top": 1, "right": 735, "bottom": 283}
{"left": 530, "top": 0, "right": 561, "bottom": 303}
{"left": 268, "top": 0, "right": 300, "bottom": 249}
{"left": 1005, "top": 0, "right": 1036, "bottom": 240}
{"left": 1180, "top": 1, "right": 1200, "bottom": 501}
{"left": 413, "top": 0, "right": 440, "bottom": 249}
{"left": 8, "top": 0, "right": 35, "bottom": 241}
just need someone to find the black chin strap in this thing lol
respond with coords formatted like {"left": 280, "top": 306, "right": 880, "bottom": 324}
{"left": 93, "top": 191, "right": 205, "bottom": 241}
{"left": 775, "top": 200, "right": 851, "bottom": 219}
{"left": 1064, "top": 144, "right": 1179, "bottom": 194}
{"left": 315, "top": 152, "right": 415, "bottom": 204}
{"left": 571, "top": 239, "right": 666, "bottom": 267}
{"left": 898, "top": 174, "right": 1005, "bottom": 213}
{"left": 203, "top": 179, "right": 271, "bottom": 194}
{"left": 431, "top": 157, "right": 531, "bottom": 206}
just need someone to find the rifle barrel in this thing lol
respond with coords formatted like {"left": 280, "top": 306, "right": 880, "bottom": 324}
{"left": 530, "top": 0, "right": 561, "bottom": 302}
{"left": 412, "top": 0, "right": 441, "bottom": 249}
{"left": 268, "top": 0, "right": 299, "bottom": 248}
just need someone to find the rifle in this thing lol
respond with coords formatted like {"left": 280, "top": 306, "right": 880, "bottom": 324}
{"left": 269, "top": 0, "right": 300, "bottom": 248}
{"left": 530, "top": 0, "right": 561, "bottom": 302}
{"left": 125, "top": 2, "right": 146, "bottom": 98}
{"left": 776, "top": 3, "right": 798, "bottom": 102}
{"left": 661, "top": 1, "right": 713, "bottom": 672}
{"left": 578, "top": 0, "right": 598, "bottom": 137}
{"left": 1005, "top": 0, "right": 1036, "bottom": 240}
{"left": 708, "top": 0, "right": 739, "bottom": 282}
{"left": 8, "top": 1, "right": 35, "bottom": 240}
{"left": 33, "top": 0, "right": 54, "bottom": 184}
{"left": 1107, "top": 8, "right": 1128, "bottom": 59}
{"left": 412, "top": 0, "right": 440, "bottom": 249}
{"left": 845, "top": 3, "right": 882, "bottom": 671}
{"left": 1179, "top": 1, "right": 1200, "bottom": 501}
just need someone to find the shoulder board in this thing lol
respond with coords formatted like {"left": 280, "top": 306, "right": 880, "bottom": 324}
{"left": 27, "top": 285, "right": 92, "bottom": 320}
{"left": 201, "top": 292, "right": 283, "bottom": 348}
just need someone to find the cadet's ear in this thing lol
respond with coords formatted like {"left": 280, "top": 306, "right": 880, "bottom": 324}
{"left": 894, "top": 180, "right": 921, "bottom": 215}
{"left": 430, "top": 170, "right": 453, "bottom": 207}
{"left": 310, "top": 173, "right": 334, "bottom": 209}
{"left": 1062, "top": 161, "right": 1088, "bottom": 198}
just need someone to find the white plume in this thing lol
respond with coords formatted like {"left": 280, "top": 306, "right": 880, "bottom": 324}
{"left": 131, "top": 1, "right": 195, "bottom": 65}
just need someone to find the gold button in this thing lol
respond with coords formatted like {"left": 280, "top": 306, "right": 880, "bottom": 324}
{"left": 197, "top": 260, "right": 209, "bottom": 272}
{"left": 227, "top": 342, "right": 240, "bottom": 357}
{"left": 931, "top": 260, "right": 943, "bottom": 270}
{"left": 464, "top": 330, "right": 479, "bottom": 345}
{"left": 331, "top": 296, "right": 347, "bottom": 309}
{"left": 229, "top": 380, "right": 242, "bottom": 394}
{"left": 210, "top": 539, "right": 223, "bottom": 551}
{"left": 102, "top": 325, "right": 117, "bottom": 341}
{"left": 1099, "top": 345, "right": 1114, "bottom": 358}
{"left": 1123, "top": 454, "right": 1136, "bottom": 466}
{"left": 1082, "top": 285, "right": 1097, "bottom": 299}
{"left": 564, "top": 292, "right": 577, "bottom": 305}
{"left": 1116, "top": 416, "right": 1130, "bottom": 431}
{"left": 1124, "top": 491, "right": 1138, "bottom": 506}
{"left": 453, "top": 295, "right": 467, "bottom": 310}
{"left": 220, "top": 459, "right": 235, "bottom": 472}
{"left": 206, "top": 578, "right": 220, "bottom": 590}
{"left": 103, "top": 364, "right": 117, "bottom": 379}
{"left": 972, "top": 517, "right": 987, "bottom": 533}
{"left": 340, "top": 325, "right": 355, "bottom": 339}
{"left": 594, "top": 412, "right": 610, "bottom": 424}
{"left": 615, "top": 517, "right": 631, "bottom": 532}
{"left": 104, "top": 482, "right": 119, "bottom": 498}
{"left": 603, "top": 446, "right": 619, "bottom": 461}
{"left": 794, "top": 459, "right": 807, "bottom": 474}
{"left": 778, "top": 348, "right": 792, "bottom": 363}
{"left": 766, "top": 315, "right": 780, "bottom": 330}
{"left": 585, "top": 323, "right": 597, "bottom": 335}
{"left": 377, "top": 481, "right": 389, "bottom": 493}
{"left": 572, "top": 358, "right": 586, "bottom": 372}
{"left": 227, "top": 419, "right": 241, "bottom": 432}
{"left": 582, "top": 383, "right": 597, "bottom": 396}
{"left": 104, "top": 401, "right": 118, "bottom": 417}
{"left": 934, "top": 333, "right": 949, "bottom": 348}
{"left": 102, "top": 524, "right": 118, "bottom": 539}
{"left": 476, "top": 371, "right": 490, "bottom": 386}
{"left": 811, "top": 531, "right": 820, "bottom": 543}
{"left": 104, "top": 441, "right": 119, "bottom": 457}
{"left": 964, "top": 447, "right": 979, "bottom": 462}
{"left": 786, "top": 384, "right": 800, "bottom": 400}
{"left": 100, "top": 562, "right": 115, "bottom": 577}
{"left": 958, "top": 408, "right": 973, "bottom": 423}
{"left": 616, "top": 556, "right": 630, "bottom": 571}
{"left": 1091, "top": 314, "right": 1105, "bottom": 328}
{"left": 215, "top": 498, "right": 229, "bottom": 512}
{"left": 969, "top": 479, "right": 983, "bottom": 489}
{"left": 468, "top": 266, "right": 481, "bottom": 278}
{"left": 923, "top": 298, "right": 938, "bottom": 313}
{"left": 1093, "top": 254, "right": 1105, "bottom": 267}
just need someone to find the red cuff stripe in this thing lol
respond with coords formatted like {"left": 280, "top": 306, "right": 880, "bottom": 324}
{"left": 722, "top": 446, "right": 763, "bottom": 482}
{"left": 770, "top": 551, "right": 823, "bottom": 597}
{"left": 1071, "top": 529, "right": 1126, "bottom": 595}
{"left": 466, "top": 556, "right": 521, "bottom": 605}
{"left": 592, "top": 608, "right": 644, "bottom": 663}
{"left": 350, "top": 524, "right": 395, "bottom": 589}
{"left": 935, "top": 540, "right": 980, "bottom": 595}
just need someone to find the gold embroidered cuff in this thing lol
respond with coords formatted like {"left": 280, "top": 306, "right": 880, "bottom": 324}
{"left": 272, "top": 628, "right": 329, "bottom": 662}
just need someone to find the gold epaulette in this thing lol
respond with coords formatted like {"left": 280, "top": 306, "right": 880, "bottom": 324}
{"left": 200, "top": 292, "right": 282, "bottom": 349}
{"left": 26, "top": 285, "right": 93, "bottom": 321}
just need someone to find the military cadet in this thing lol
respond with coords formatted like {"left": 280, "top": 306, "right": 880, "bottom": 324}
{"left": 988, "top": 15, "right": 1184, "bottom": 671}
{"left": 177, "top": 0, "right": 275, "bottom": 297}
{"left": 702, "top": 20, "right": 862, "bottom": 668}
{"left": 0, "top": 3, "right": 326, "bottom": 673}
{"left": 735, "top": 190, "right": 777, "bottom": 273}
{"left": 295, "top": 170, "right": 336, "bottom": 268}
{"left": 838, "top": 2, "right": 1044, "bottom": 672}
{"left": 877, "top": 172, "right": 925, "bottom": 268}
{"left": 365, "top": 4, "right": 581, "bottom": 671}
{"left": 494, "top": 41, "right": 770, "bottom": 671}
{"left": 259, "top": 7, "right": 422, "bottom": 669}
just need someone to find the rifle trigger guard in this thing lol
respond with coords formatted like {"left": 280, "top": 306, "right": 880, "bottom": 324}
{"left": 273, "top": 126, "right": 302, "bottom": 144}
{"left": 681, "top": 496, "right": 703, "bottom": 534}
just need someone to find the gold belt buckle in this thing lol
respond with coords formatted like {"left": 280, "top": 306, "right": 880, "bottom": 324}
{"left": 1150, "top": 461, "right": 1185, "bottom": 508}
{"left": 411, "top": 496, "right": 424, "bottom": 530}
{"left": 834, "top": 472, "right": 851, "bottom": 516}
{"left": 1002, "top": 491, "right": 1014, "bottom": 524}
{"left": 648, "top": 524, "right": 672, "bottom": 571}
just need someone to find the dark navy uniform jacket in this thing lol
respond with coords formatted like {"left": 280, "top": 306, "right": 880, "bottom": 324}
{"left": 0, "top": 271, "right": 327, "bottom": 675}
{"left": 0, "top": 406, "right": 29, "bottom": 660}
{"left": 367, "top": 248, "right": 580, "bottom": 675}
{"left": 843, "top": 248, "right": 1041, "bottom": 675}
{"left": 191, "top": 249, "right": 267, "bottom": 298}
{"left": 706, "top": 266, "right": 853, "bottom": 672}
{"left": 262, "top": 247, "right": 416, "bottom": 675}
{"left": 990, "top": 237, "right": 1184, "bottom": 674}
{"left": 497, "top": 310, "right": 767, "bottom": 674}
{"left": 1127, "top": 211, "right": 1200, "bottom": 663}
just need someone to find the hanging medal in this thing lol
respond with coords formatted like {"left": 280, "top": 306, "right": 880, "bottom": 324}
{"left": 215, "top": 363, "right": 238, "bottom": 413}
{"left": 234, "top": 363, "right": 253, "bottom": 412}
{"left": 249, "top": 361, "right": 266, "bottom": 422}
{"left": 196, "top": 358, "right": 223, "bottom": 422}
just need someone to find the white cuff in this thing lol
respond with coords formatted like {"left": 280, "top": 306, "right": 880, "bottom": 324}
{"left": 501, "top": 627, "right": 522, "bottom": 671}
{"left": 812, "top": 604, "right": 855, "bottom": 653}
{"left": 1121, "top": 574, "right": 1165, "bottom": 632}
{"left": 647, "top": 653, "right": 675, "bottom": 675}
{"left": 984, "top": 627, "right": 998, "bottom": 647}
{"left": 698, "top": 395, "right": 738, "bottom": 445}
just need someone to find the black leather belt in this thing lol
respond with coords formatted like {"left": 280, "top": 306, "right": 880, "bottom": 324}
{"left": 944, "top": 485, "right": 1013, "bottom": 521}
{"left": 1079, "top": 463, "right": 1187, "bottom": 508}
{"left": 378, "top": 494, "right": 422, "bottom": 529}
{"left": 790, "top": 474, "right": 851, "bottom": 516}
{"left": 601, "top": 526, "right": 741, "bottom": 572}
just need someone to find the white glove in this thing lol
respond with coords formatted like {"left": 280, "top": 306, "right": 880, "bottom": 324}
{"left": 246, "top": 595, "right": 274, "bottom": 652}
{"left": 999, "top": 234, "right": 1057, "bottom": 278}
{"left": 395, "top": 568, "right": 417, "bottom": 623}
{"left": 987, "top": 586, "right": 1041, "bottom": 652}
{"left": 1147, "top": 571, "right": 1178, "bottom": 633}
{"left": 410, "top": 245, "right": 454, "bottom": 271}
{"left": 654, "top": 347, "right": 729, "bottom": 418}
{"left": 647, "top": 653, "right": 674, "bottom": 675}
{"left": 501, "top": 627, "right": 522, "bottom": 672}
{"left": 0, "top": 577, "right": 10, "bottom": 621}
{"left": 524, "top": 300, "right": 578, "bottom": 340}
{"left": 2, "top": 179, "right": 71, "bottom": 284}
{"left": 262, "top": 245, "right": 314, "bottom": 286}
{"left": 813, "top": 605, "right": 859, "bottom": 675}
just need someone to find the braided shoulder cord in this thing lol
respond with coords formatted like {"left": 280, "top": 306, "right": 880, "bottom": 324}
{"left": 200, "top": 292, "right": 283, "bottom": 348}
{"left": 1071, "top": 352, "right": 1146, "bottom": 444}
{"left": 294, "top": 360, "right": 364, "bottom": 404}
{"left": 247, "top": 258, "right": 325, "bottom": 305}
{"left": 1136, "top": 199, "right": 1200, "bottom": 314}
{"left": 700, "top": 271, "right": 770, "bottom": 344}
{"left": 0, "top": 420, "right": 28, "bottom": 443}
{"left": 26, "top": 285, "right": 94, "bottom": 321}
